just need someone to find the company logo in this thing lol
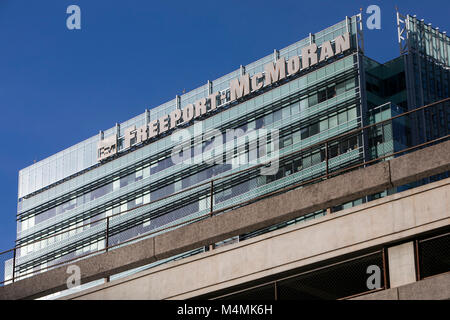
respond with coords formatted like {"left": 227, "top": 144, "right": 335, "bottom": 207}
{"left": 97, "top": 135, "right": 117, "bottom": 161}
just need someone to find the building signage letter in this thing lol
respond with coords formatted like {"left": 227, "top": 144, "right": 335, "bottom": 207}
{"left": 264, "top": 58, "right": 286, "bottom": 87}
{"left": 98, "top": 32, "right": 352, "bottom": 161}
{"left": 230, "top": 74, "right": 251, "bottom": 101}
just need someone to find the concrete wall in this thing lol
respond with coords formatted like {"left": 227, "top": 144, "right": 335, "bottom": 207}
{"left": 62, "top": 177, "right": 450, "bottom": 300}
{"left": 388, "top": 242, "right": 416, "bottom": 288}
{"left": 351, "top": 272, "right": 450, "bottom": 300}
{"left": 1, "top": 140, "right": 449, "bottom": 300}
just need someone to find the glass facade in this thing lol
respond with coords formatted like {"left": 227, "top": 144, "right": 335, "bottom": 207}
{"left": 401, "top": 14, "right": 450, "bottom": 145}
{"left": 9, "top": 15, "right": 364, "bottom": 282}
{"left": 13, "top": 53, "right": 361, "bottom": 278}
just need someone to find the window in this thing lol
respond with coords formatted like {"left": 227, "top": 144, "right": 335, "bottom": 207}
{"left": 329, "top": 143, "right": 339, "bottom": 158}
{"left": 350, "top": 136, "right": 358, "bottom": 150}
{"left": 92, "top": 183, "right": 113, "bottom": 200}
{"left": 281, "top": 136, "right": 292, "bottom": 148}
{"left": 255, "top": 117, "right": 264, "bottom": 129}
{"left": 237, "top": 123, "right": 248, "bottom": 133}
{"left": 336, "top": 82, "right": 346, "bottom": 95}
{"left": 308, "top": 94, "right": 318, "bottom": 107}
{"left": 369, "top": 126, "right": 384, "bottom": 147}
{"left": 273, "top": 109, "right": 282, "bottom": 123}
{"left": 318, "top": 89, "right": 327, "bottom": 103}
{"left": 303, "top": 155, "right": 312, "bottom": 168}
{"left": 264, "top": 113, "right": 273, "bottom": 125}
{"left": 311, "top": 152, "right": 321, "bottom": 165}
{"left": 292, "top": 131, "right": 301, "bottom": 144}
{"left": 290, "top": 102, "right": 300, "bottom": 115}
{"left": 300, "top": 99, "right": 308, "bottom": 112}
{"left": 340, "top": 139, "right": 351, "bottom": 154}
{"left": 282, "top": 107, "right": 290, "bottom": 119}
{"left": 383, "top": 124, "right": 393, "bottom": 142}
{"left": 327, "top": 86, "right": 337, "bottom": 99}
{"left": 348, "top": 107, "right": 357, "bottom": 120}
{"left": 284, "top": 165, "right": 292, "bottom": 176}
{"left": 310, "top": 123, "right": 319, "bottom": 136}
{"left": 329, "top": 114, "right": 338, "bottom": 128}
{"left": 275, "top": 166, "right": 284, "bottom": 180}
{"left": 293, "top": 157, "right": 302, "bottom": 172}
{"left": 338, "top": 111, "right": 347, "bottom": 124}
{"left": 346, "top": 78, "right": 356, "bottom": 91}
{"left": 320, "top": 117, "right": 328, "bottom": 132}
{"left": 301, "top": 127, "right": 309, "bottom": 140}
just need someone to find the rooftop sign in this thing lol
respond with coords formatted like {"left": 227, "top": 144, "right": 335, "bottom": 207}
{"left": 97, "top": 32, "right": 351, "bottom": 161}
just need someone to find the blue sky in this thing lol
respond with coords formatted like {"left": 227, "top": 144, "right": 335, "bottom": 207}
{"left": 0, "top": 0, "right": 449, "bottom": 252}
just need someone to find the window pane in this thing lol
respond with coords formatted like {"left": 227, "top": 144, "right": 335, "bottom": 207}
{"left": 310, "top": 123, "right": 319, "bottom": 136}
{"left": 273, "top": 109, "right": 282, "bottom": 123}
{"left": 327, "top": 86, "right": 337, "bottom": 99}
{"left": 318, "top": 89, "right": 327, "bottom": 103}
{"left": 301, "top": 127, "right": 309, "bottom": 140}
{"left": 338, "top": 111, "right": 347, "bottom": 124}
{"left": 290, "top": 102, "right": 300, "bottom": 115}
{"left": 311, "top": 152, "right": 321, "bottom": 165}
{"left": 303, "top": 155, "right": 312, "bottom": 168}
{"left": 282, "top": 106, "right": 290, "bottom": 119}
{"left": 348, "top": 107, "right": 357, "bottom": 120}
{"left": 300, "top": 99, "right": 308, "bottom": 112}
{"left": 320, "top": 118, "right": 328, "bottom": 131}
{"left": 336, "top": 82, "right": 346, "bottom": 95}
{"left": 346, "top": 78, "right": 356, "bottom": 90}
{"left": 329, "top": 114, "right": 338, "bottom": 128}
{"left": 308, "top": 94, "right": 318, "bottom": 107}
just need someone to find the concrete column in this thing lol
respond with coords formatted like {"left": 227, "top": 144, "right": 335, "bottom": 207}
{"left": 388, "top": 242, "right": 417, "bottom": 288}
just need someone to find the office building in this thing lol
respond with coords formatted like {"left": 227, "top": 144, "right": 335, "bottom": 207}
{"left": 1, "top": 10, "right": 449, "bottom": 300}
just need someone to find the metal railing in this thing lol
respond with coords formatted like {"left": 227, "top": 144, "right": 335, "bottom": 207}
{"left": 1, "top": 97, "right": 449, "bottom": 286}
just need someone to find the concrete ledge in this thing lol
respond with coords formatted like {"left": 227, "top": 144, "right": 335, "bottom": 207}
{"left": 399, "top": 272, "right": 450, "bottom": 300}
{"left": 0, "top": 235, "right": 156, "bottom": 300}
{"left": 349, "top": 288, "right": 399, "bottom": 300}
{"left": 390, "top": 140, "right": 450, "bottom": 186}
{"left": 351, "top": 272, "right": 450, "bottom": 300}
{"left": 154, "top": 161, "right": 391, "bottom": 261}
{"left": 1, "top": 140, "right": 449, "bottom": 300}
